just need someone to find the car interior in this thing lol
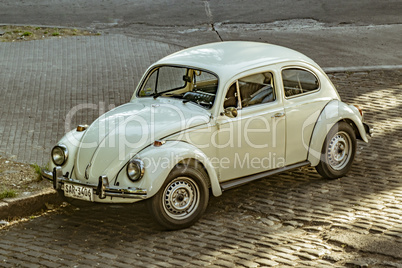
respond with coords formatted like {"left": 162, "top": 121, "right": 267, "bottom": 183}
{"left": 224, "top": 72, "right": 275, "bottom": 109}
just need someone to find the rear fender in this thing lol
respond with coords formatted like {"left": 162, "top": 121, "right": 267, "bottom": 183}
{"left": 308, "top": 100, "right": 369, "bottom": 166}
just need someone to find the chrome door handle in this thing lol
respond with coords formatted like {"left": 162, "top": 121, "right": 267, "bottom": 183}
{"left": 272, "top": 112, "right": 285, "bottom": 118}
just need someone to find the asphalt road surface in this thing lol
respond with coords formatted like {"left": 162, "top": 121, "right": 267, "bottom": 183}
{"left": 1, "top": 0, "right": 401, "bottom": 27}
{"left": 1, "top": 0, "right": 402, "bottom": 67}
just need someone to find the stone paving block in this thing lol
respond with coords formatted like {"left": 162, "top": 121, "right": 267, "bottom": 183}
{"left": 153, "top": 261, "right": 174, "bottom": 268}
{"left": 24, "top": 250, "right": 43, "bottom": 258}
{"left": 39, "top": 260, "right": 62, "bottom": 268}
{"left": 274, "top": 251, "right": 299, "bottom": 261}
{"left": 234, "top": 259, "right": 259, "bottom": 267}
{"left": 384, "top": 231, "right": 402, "bottom": 239}
{"left": 190, "top": 259, "right": 212, "bottom": 267}
{"left": 351, "top": 222, "right": 372, "bottom": 230}
{"left": 294, "top": 251, "right": 318, "bottom": 261}
{"left": 197, "top": 254, "right": 218, "bottom": 263}
{"left": 255, "top": 258, "right": 279, "bottom": 266}
{"left": 213, "top": 259, "right": 236, "bottom": 267}
{"left": 41, "top": 254, "right": 63, "bottom": 262}
{"left": 0, "top": 263, "right": 14, "bottom": 268}
{"left": 272, "top": 256, "right": 298, "bottom": 266}
{"left": 300, "top": 248, "right": 327, "bottom": 257}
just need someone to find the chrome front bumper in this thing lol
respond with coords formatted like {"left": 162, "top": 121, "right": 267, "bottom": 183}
{"left": 41, "top": 167, "right": 147, "bottom": 200}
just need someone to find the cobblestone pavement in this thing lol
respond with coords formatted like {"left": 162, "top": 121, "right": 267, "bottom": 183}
{"left": 0, "top": 70, "right": 401, "bottom": 267}
{"left": 0, "top": 35, "right": 182, "bottom": 165}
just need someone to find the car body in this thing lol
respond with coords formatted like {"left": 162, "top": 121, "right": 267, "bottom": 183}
{"left": 42, "top": 41, "right": 372, "bottom": 229}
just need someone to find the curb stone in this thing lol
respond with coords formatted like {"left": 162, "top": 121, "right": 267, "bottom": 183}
{"left": 323, "top": 65, "right": 402, "bottom": 73}
{"left": 0, "top": 188, "right": 64, "bottom": 220}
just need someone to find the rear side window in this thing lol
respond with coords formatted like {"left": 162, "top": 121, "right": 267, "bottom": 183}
{"left": 282, "top": 68, "right": 319, "bottom": 97}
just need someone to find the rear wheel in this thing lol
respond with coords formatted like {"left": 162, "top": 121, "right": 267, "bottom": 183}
{"left": 148, "top": 165, "right": 209, "bottom": 230}
{"left": 316, "top": 122, "right": 356, "bottom": 179}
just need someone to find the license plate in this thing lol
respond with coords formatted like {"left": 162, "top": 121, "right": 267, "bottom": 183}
{"left": 64, "top": 183, "right": 93, "bottom": 202}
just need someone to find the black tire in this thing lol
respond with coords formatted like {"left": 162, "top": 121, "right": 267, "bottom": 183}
{"left": 147, "top": 165, "right": 209, "bottom": 230}
{"left": 315, "top": 121, "right": 357, "bottom": 179}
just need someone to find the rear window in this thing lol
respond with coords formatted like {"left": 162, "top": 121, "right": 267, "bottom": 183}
{"left": 282, "top": 68, "right": 319, "bottom": 97}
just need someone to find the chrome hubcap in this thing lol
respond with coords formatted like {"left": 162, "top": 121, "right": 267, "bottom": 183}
{"left": 163, "top": 177, "right": 199, "bottom": 220}
{"left": 327, "top": 131, "right": 352, "bottom": 170}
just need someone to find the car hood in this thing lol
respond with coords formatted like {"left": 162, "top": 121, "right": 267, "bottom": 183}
{"left": 74, "top": 98, "right": 211, "bottom": 181}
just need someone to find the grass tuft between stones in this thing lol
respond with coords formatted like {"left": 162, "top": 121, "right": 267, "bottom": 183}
{"left": 0, "top": 190, "right": 17, "bottom": 200}
{"left": 0, "top": 25, "right": 100, "bottom": 42}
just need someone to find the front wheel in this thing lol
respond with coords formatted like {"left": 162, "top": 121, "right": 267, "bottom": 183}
{"left": 316, "top": 121, "right": 357, "bottom": 179}
{"left": 148, "top": 165, "right": 209, "bottom": 230}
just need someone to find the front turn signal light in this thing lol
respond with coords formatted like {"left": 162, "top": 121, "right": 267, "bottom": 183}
{"left": 153, "top": 140, "right": 166, "bottom": 147}
{"left": 353, "top": 105, "right": 363, "bottom": 117}
{"left": 77, "top": 124, "right": 89, "bottom": 132}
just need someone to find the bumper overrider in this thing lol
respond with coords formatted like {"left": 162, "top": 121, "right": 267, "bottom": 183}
{"left": 363, "top": 123, "right": 373, "bottom": 137}
{"left": 41, "top": 166, "right": 147, "bottom": 200}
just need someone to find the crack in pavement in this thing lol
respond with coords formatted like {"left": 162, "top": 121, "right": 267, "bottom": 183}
{"left": 203, "top": 0, "right": 223, "bottom": 42}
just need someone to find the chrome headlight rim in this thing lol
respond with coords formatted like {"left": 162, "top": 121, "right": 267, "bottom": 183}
{"left": 51, "top": 144, "right": 68, "bottom": 166}
{"left": 127, "top": 158, "right": 145, "bottom": 182}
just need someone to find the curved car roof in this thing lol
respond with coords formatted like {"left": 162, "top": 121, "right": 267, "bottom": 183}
{"left": 155, "top": 41, "right": 321, "bottom": 80}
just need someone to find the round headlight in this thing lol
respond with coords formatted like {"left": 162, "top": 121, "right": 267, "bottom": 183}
{"left": 51, "top": 144, "right": 68, "bottom": 166}
{"left": 127, "top": 159, "right": 145, "bottom": 182}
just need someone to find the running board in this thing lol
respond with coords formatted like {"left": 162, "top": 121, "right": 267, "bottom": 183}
{"left": 220, "top": 161, "right": 310, "bottom": 191}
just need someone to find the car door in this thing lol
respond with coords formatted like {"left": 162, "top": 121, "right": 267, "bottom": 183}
{"left": 215, "top": 71, "right": 286, "bottom": 182}
{"left": 281, "top": 66, "right": 332, "bottom": 165}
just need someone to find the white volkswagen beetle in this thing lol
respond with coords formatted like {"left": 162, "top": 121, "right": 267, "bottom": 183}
{"left": 42, "top": 41, "right": 372, "bottom": 229}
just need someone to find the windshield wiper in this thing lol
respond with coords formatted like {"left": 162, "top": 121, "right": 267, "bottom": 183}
{"left": 152, "top": 88, "right": 184, "bottom": 99}
{"left": 152, "top": 92, "right": 162, "bottom": 99}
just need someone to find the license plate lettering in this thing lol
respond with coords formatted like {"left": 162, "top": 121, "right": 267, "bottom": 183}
{"left": 64, "top": 183, "right": 93, "bottom": 202}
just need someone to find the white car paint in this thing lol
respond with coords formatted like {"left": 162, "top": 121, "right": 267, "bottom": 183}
{"left": 45, "top": 41, "right": 370, "bottom": 205}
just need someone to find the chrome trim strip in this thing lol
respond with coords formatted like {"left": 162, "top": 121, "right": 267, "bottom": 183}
{"left": 41, "top": 169, "right": 53, "bottom": 181}
{"left": 220, "top": 161, "right": 310, "bottom": 191}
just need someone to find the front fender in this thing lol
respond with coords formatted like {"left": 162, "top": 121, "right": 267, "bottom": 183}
{"left": 49, "top": 129, "right": 85, "bottom": 175}
{"left": 137, "top": 141, "right": 222, "bottom": 198}
{"left": 308, "top": 100, "right": 369, "bottom": 166}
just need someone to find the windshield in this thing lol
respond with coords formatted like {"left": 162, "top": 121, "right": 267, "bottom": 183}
{"left": 137, "top": 66, "right": 219, "bottom": 109}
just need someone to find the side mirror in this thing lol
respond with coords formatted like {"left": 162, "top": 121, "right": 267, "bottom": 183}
{"left": 223, "top": 107, "right": 238, "bottom": 118}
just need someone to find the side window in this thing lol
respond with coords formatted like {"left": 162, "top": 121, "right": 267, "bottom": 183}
{"left": 239, "top": 72, "right": 275, "bottom": 108}
{"left": 282, "top": 68, "right": 319, "bottom": 97}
